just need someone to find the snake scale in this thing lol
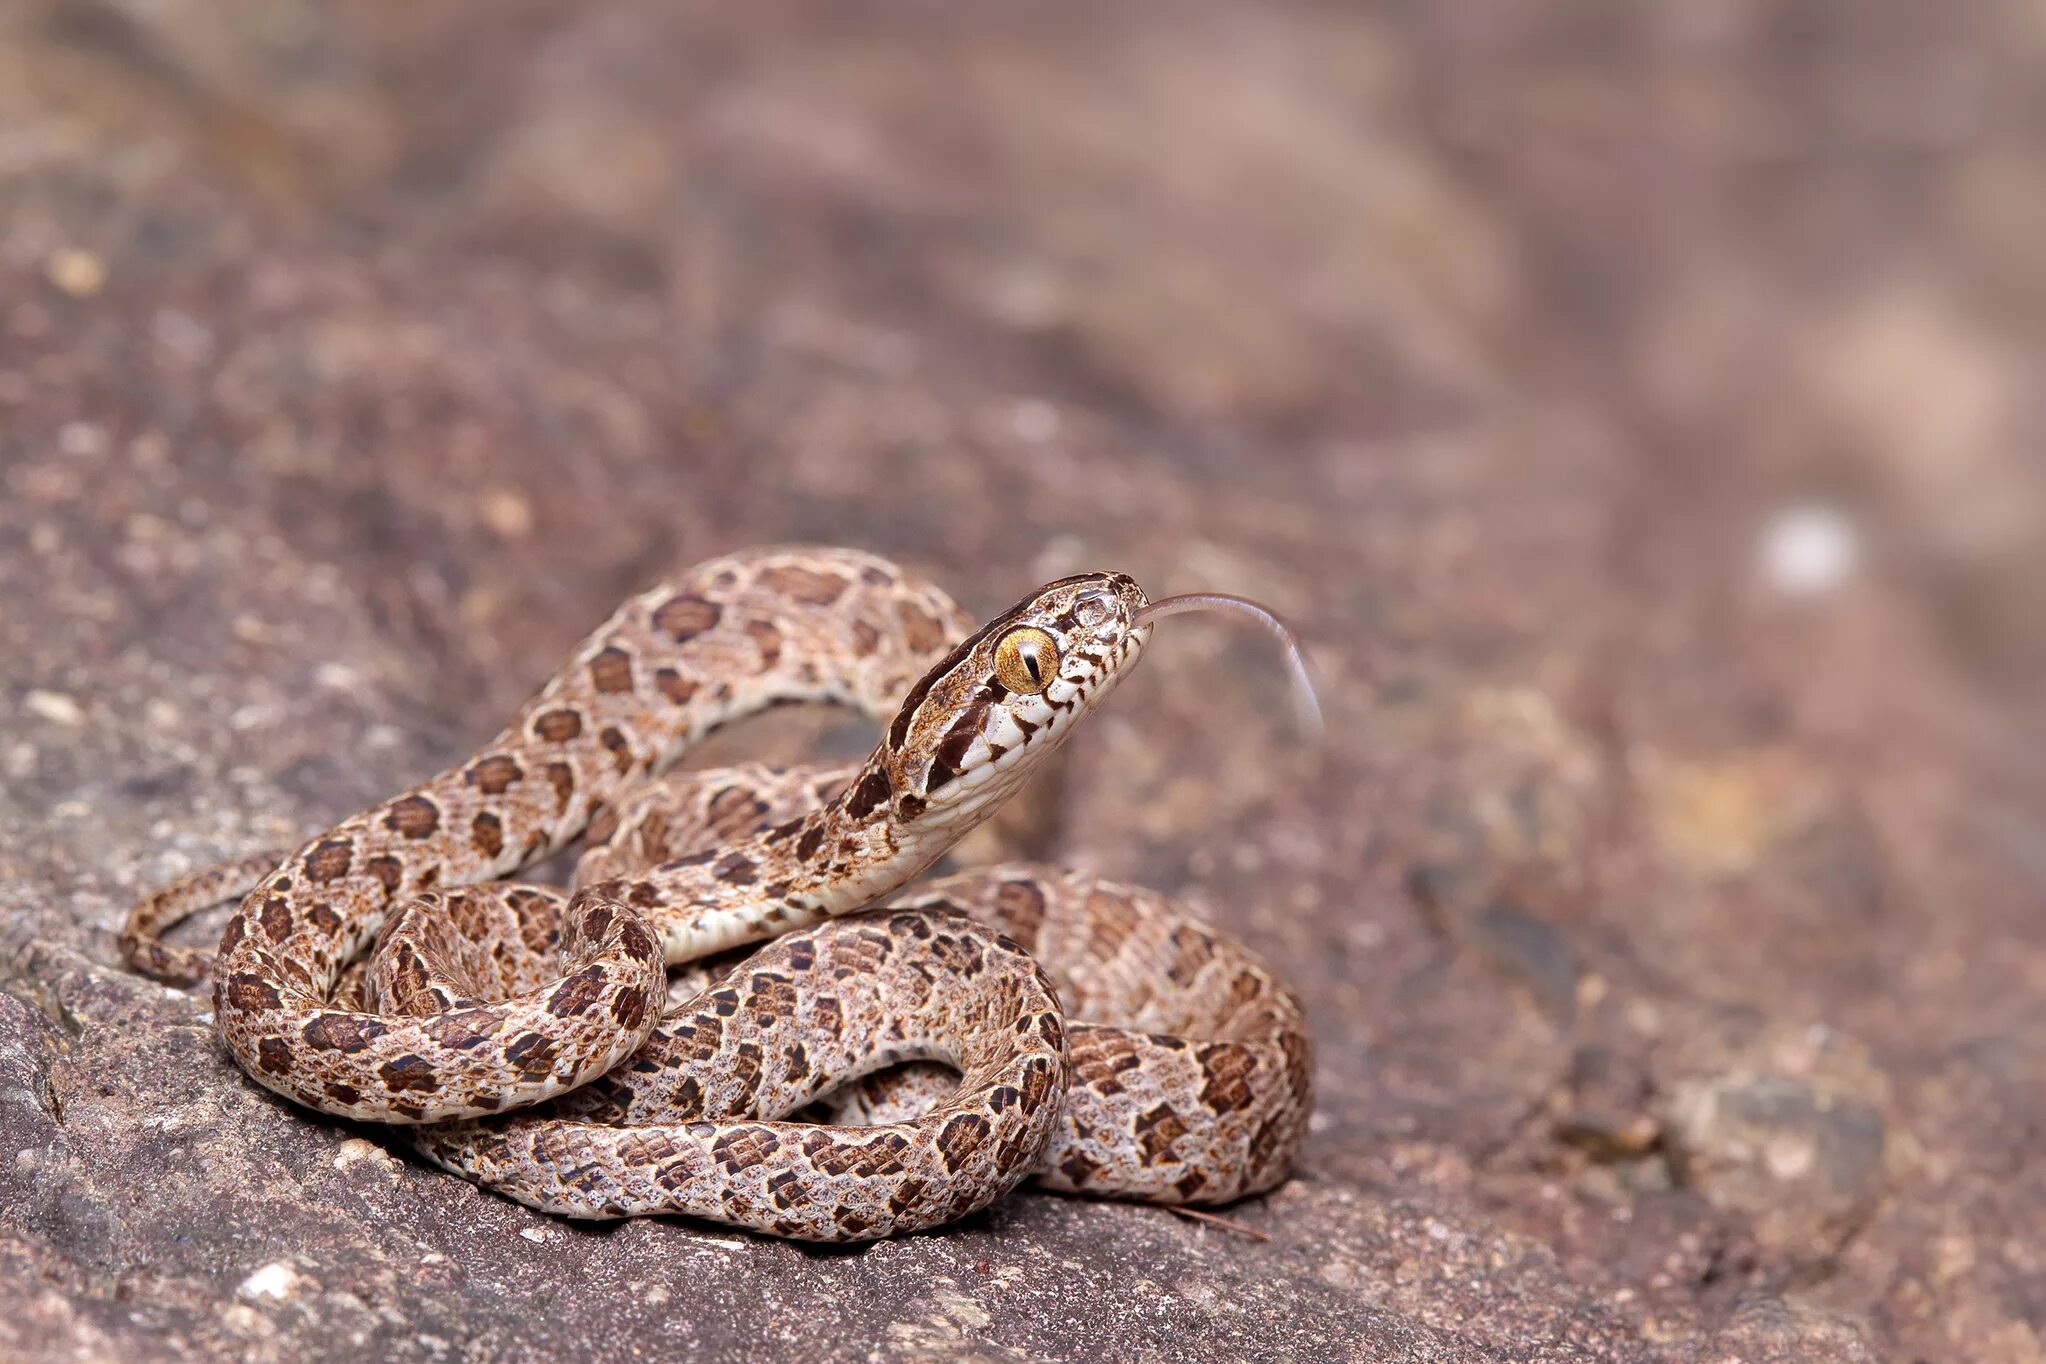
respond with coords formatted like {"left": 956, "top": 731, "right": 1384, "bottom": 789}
{"left": 121, "top": 547, "right": 1313, "bottom": 1240}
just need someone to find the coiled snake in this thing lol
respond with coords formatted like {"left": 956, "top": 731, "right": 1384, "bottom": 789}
{"left": 121, "top": 547, "right": 1314, "bottom": 1241}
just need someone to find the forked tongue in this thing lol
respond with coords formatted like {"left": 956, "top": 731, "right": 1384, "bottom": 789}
{"left": 1131, "top": 592, "right": 1325, "bottom": 740}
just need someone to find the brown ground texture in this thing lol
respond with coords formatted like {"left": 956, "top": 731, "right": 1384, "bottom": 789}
{"left": 4, "top": 3, "right": 2045, "bottom": 1361}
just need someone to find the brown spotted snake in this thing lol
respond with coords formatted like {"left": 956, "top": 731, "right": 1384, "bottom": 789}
{"left": 121, "top": 547, "right": 1313, "bottom": 1240}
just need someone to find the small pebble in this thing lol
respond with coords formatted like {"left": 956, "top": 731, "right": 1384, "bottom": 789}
{"left": 23, "top": 690, "right": 84, "bottom": 725}
{"left": 332, "top": 1138, "right": 393, "bottom": 1172}
{"left": 1760, "top": 505, "right": 1858, "bottom": 597}
{"left": 481, "top": 487, "right": 535, "bottom": 538}
{"left": 239, "top": 1261, "right": 305, "bottom": 1302}
{"left": 46, "top": 248, "right": 107, "bottom": 298}
{"left": 315, "top": 663, "right": 364, "bottom": 691}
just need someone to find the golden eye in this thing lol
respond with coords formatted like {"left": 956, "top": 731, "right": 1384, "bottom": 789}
{"left": 993, "top": 626, "right": 1059, "bottom": 695}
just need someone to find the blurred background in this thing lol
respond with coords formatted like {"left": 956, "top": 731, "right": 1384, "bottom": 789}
{"left": 1, "top": 3, "right": 2042, "bottom": 1360}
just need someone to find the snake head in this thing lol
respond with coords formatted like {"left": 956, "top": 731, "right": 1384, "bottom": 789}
{"left": 855, "top": 572, "right": 1152, "bottom": 824}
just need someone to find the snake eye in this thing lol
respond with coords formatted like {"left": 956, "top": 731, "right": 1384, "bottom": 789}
{"left": 993, "top": 626, "right": 1059, "bottom": 695}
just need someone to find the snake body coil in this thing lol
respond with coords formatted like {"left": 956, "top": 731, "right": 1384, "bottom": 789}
{"left": 123, "top": 547, "right": 1312, "bottom": 1240}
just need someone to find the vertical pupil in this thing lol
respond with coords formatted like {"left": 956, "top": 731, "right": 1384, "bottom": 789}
{"left": 1023, "top": 648, "right": 1041, "bottom": 681}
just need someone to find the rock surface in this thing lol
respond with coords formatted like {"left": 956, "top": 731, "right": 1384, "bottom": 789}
{"left": 3, "top": 2, "right": 2044, "bottom": 1360}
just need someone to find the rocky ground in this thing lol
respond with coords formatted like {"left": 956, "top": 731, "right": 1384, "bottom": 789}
{"left": 4, "top": 2, "right": 2044, "bottom": 1360}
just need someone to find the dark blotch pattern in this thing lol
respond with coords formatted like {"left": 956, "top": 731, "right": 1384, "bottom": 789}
{"left": 896, "top": 601, "right": 951, "bottom": 653}
{"left": 713, "top": 1126, "right": 778, "bottom": 1173}
{"left": 421, "top": 1010, "right": 505, "bottom": 1052}
{"left": 467, "top": 754, "right": 524, "bottom": 795}
{"left": 611, "top": 983, "right": 649, "bottom": 1030}
{"left": 504, "top": 1031, "right": 560, "bottom": 1074}
{"left": 844, "top": 766, "right": 893, "bottom": 820}
{"left": 588, "top": 647, "right": 635, "bottom": 693}
{"left": 1197, "top": 1043, "right": 1257, "bottom": 1114}
{"left": 303, "top": 1013, "right": 389, "bottom": 1053}
{"left": 1058, "top": 1148, "right": 1102, "bottom": 1187}
{"left": 1085, "top": 887, "right": 1140, "bottom": 961}
{"left": 533, "top": 709, "right": 583, "bottom": 743}
{"left": 1133, "top": 1103, "right": 1189, "bottom": 1164}
{"left": 544, "top": 762, "right": 576, "bottom": 814}
{"left": 935, "top": 1112, "right": 993, "bottom": 1173}
{"left": 927, "top": 701, "right": 988, "bottom": 792}
{"left": 547, "top": 966, "right": 607, "bottom": 1017}
{"left": 758, "top": 564, "right": 851, "bottom": 605}
{"left": 363, "top": 858, "right": 402, "bottom": 899}
{"left": 653, "top": 594, "right": 721, "bottom": 641}
{"left": 1167, "top": 924, "right": 1217, "bottom": 986}
{"left": 223, "top": 972, "right": 282, "bottom": 1013}
{"left": 303, "top": 838, "right": 354, "bottom": 885}
{"left": 258, "top": 896, "right": 293, "bottom": 943}
{"left": 744, "top": 619, "right": 784, "bottom": 671}
{"left": 617, "top": 917, "right": 657, "bottom": 960}
{"left": 654, "top": 667, "right": 697, "bottom": 705}
{"left": 384, "top": 795, "right": 440, "bottom": 839}
{"left": 378, "top": 1055, "right": 441, "bottom": 1093}
{"left": 991, "top": 879, "right": 1047, "bottom": 950}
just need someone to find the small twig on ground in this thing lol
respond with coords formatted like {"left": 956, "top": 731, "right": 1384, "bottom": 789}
{"left": 1166, "top": 1206, "right": 1271, "bottom": 1242}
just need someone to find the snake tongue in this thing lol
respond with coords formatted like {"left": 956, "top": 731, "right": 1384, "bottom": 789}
{"left": 1130, "top": 593, "right": 1324, "bottom": 740}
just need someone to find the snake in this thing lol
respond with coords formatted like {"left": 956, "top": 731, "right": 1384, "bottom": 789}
{"left": 120, "top": 546, "right": 1314, "bottom": 1240}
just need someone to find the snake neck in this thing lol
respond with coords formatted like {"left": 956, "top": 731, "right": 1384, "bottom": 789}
{"left": 766, "top": 669, "right": 1127, "bottom": 916}
{"left": 748, "top": 751, "right": 973, "bottom": 917}
{"left": 579, "top": 743, "right": 1040, "bottom": 967}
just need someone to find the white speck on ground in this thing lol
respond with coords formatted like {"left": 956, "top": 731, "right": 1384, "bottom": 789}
{"left": 239, "top": 1261, "right": 306, "bottom": 1302}
{"left": 1760, "top": 504, "right": 1860, "bottom": 597}
{"left": 23, "top": 690, "right": 84, "bottom": 725}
